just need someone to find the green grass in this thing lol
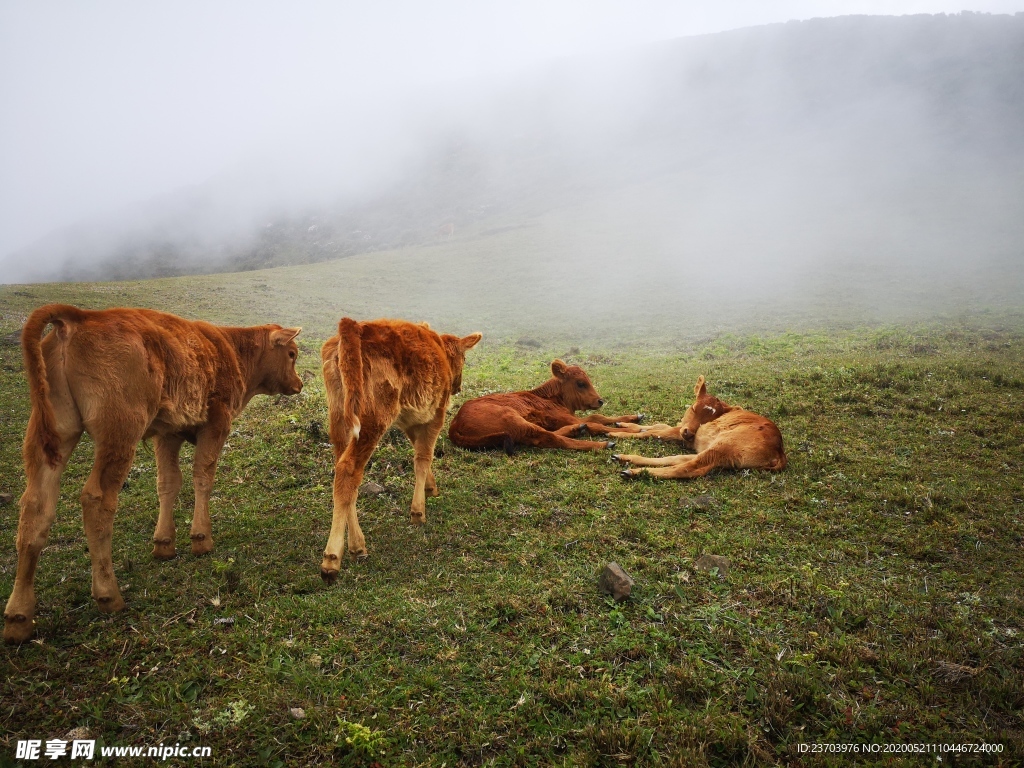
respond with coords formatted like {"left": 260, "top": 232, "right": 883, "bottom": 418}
{"left": 1, "top": 276, "right": 1023, "bottom": 765}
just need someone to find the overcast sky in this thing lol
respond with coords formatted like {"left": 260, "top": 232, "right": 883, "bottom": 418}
{"left": 2, "top": 1, "right": 1023, "bottom": 264}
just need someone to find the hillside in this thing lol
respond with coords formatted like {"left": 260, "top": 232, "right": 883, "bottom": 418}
{"left": 4, "top": 13, "right": 1024, "bottom": 763}
{"left": 2, "top": 288, "right": 1023, "bottom": 763}
{"left": 3, "top": 11, "right": 1023, "bottom": 297}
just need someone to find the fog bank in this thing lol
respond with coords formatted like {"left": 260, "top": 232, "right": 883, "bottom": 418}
{"left": 2, "top": 12, "right": 1022, "bottom": 328}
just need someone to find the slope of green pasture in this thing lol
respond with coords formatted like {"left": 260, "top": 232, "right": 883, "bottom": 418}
{"left": 1, "top": 312, "right": 1022, "bottom": 765}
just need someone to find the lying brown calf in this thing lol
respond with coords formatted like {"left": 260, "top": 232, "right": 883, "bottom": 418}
{"left": 613, "top": 375, "right": 786, "bottom": 479}
{"left": 4, "top": 304, "right": 302, "bottom": 643}
{"left": 448, "top": 359, "right": 642, "bottom": 452}
{"left": 320, "top": 317, "right": 481, "bottom": 583}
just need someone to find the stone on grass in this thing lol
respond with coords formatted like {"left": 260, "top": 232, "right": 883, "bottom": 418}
{"left": 359, "top": 481, "right": 385, "bottom": 496}
{"left": 305, "top": 419, "right": 325, "bottom": 440}
{"left": 290, "top": 707, "right": 306, "bottom": 720}
{"left": 694, "top": 554, "right": 731, "bottom": 578}
{"left": 933, "top": 660, "right": 980, "bottom": 684}
{"left": 599, "top": 562, "right": 635, "bottom": 602}
{"left": 0, "top": 493, "right": 13, "bottom": 506}
{"left": 682, "top": 494, "right": 718, "bottom": 511}
{"left": 63, "top": 726, "right": 91, "bottom": 742}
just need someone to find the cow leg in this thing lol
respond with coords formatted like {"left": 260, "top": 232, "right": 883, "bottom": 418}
{"left": 81, "top": 434, "right": 140, "bottom": 614}
{"left": 508, "top": 403, "right": 612, "bottom": 447}
{"left": 573, "top": 422, "right": 619, "bottom": 436}
{"left": 600, "top": 422, "right": 648, "bottom": 434}
{"left": 189, "top": 417, "right": 229, "bottom": 556}
{"left": 406, "top": 410, "right": 446, "bottom": 524}
{"left": 425, "top": 466, "right": 439, "bottom": 497}
{"left": 3, "top": 425, "right": 81, "bottom": 644}
{"left": 552, "top": 422, "right": 592, "bottom": 437}
{"left": 582, "top": 413, "right": 644, "bottom": 425}
{"left": 607, "top": 423, "right": 683, "bottom": 441}
{"left": 404, "top": 424, "right": 440, "bottom": 499}
{"left": 152, "top": 434, "right": 185, "bottom": 560}
{"left": 321, "top": 420, "right": 387, "bottom": 583}
{"left": 612, "top": 452, "right": 690, "bottom": 467}
{"left": 506, "top": 414, "right": 613, "bottom": 451}
{"left": 623, "top": 449, "right": 725, "bottom": 480}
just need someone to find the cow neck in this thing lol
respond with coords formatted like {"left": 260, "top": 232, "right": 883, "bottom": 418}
{"left": 530, "top": 377, "right": 568, "bottom": 408}
{"left": 220, "top": 326, "right": 268, "bottom": 409}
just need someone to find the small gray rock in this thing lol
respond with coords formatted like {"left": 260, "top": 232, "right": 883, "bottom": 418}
{"left": 0, "top": 493, "right": 13, "bottom": 506}
{"left": 933, "top": 660, "right": 979, "bottom": 684}
{"left": 63, "top": 726, "right": 92, "bottom": 742}
{"left": 290, "top": 707, "right": 306, "bottom": 720}
{"left": 359, "top": 481, "right": 385, "bottom": 496}
{"left": 598, "top": 562, "right": 635, "bottom": 602}
{"left": 682, "top": 494, "right": 717, "bottom": 511}
{"left": 694, "top": 554, "right": 731, "bottom": 578}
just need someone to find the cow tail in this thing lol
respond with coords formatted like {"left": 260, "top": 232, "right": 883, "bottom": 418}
{"left": 22, "top": 304, "right": 84, "bottom": 468}
{"left": 336, "top": 317, "right": 364, "bottom": 441}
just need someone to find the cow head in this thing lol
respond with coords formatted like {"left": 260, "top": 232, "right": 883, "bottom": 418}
{"left": 680, "top": 375, "right": 726, "bottom": 443}
{"left": 442, "top": 331, "right": 483, "bottom": 394}
{"left": 551, "top": 359, "right": 604, "bottom": 412}
{"left": 260, "top": 326, "right": 304, "bottom": 395}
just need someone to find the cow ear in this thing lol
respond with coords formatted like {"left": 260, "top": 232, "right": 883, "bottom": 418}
{"left": 460, "top": 332, "right": 482, "bottom": 351}
{"left": 551, "top": 359, "right": 568, "bottom": 378}
{"left": 271, "top": 327, "right": 301, "bottom": 346}
{"left": 694, "top": 375, "right": 706, "bottom": 397}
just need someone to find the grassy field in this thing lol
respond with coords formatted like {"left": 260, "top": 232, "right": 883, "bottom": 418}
{"left": 1, "top": 269, "right": 1023, "bottom": 766}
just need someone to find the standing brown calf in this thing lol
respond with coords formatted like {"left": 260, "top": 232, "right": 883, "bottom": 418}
{"left": 4, "top": 304, "right": 302, "bottom": 643}
{"left": 320, "top": 318, "right": 481, "bottom": 583}
{"left": 612, "top": 375, "right": 786, "bottom": 479}
{"left": 448, "top": 359, "right": 642, "bottom": 452}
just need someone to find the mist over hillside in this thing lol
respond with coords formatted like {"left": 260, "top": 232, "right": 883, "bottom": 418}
{"left": 4, "top": 12, "right": 1023, "bottom": 320}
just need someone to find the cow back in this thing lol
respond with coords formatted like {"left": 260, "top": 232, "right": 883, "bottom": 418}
{"left": 58, "top": 308, "right": 244, "bottom": 433}
{"left": 355, "top": 320, "right": 456, "bottom": 413}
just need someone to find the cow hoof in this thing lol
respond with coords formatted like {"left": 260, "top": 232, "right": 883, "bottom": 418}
{"left": 610, "top": 453, "right": 620, "bottom": 462}
{"left": 605, "top": 441, "right": 616, "bottom": 450}
{"left": 3, "top": 614, "right": 35, "bottom": 644}
{"left": 410, "top": 513, "right": 425, "bottom": 526}
{"left": 190, "top": 535, "right": 214, "bottom": 556}
{"left": 576, "top": 424, "right": 589, "bottom": 435}
{"left": 320, "top": 569, "right": 339, "bottom": 585}
{"left": 349, "top": 550, "right": 368, "bottom": 561}
{"left": 152, "top": 542, "right": 176, "bottom": 560}
{"left": 95, "top": 594, "right": 126, "bottom": 613}
{"left": 621, "top": 469, "right": 638, "bottom": 481}
{"left": 637, "top": 413, "right": 645, "bottom": 423}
